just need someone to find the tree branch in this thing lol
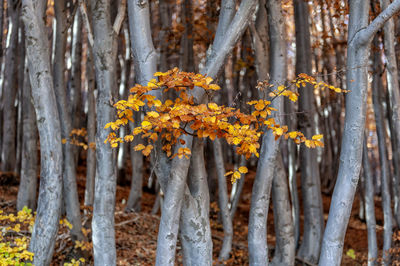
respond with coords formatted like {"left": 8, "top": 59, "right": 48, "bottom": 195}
{"left": 78, "top": 0, "right": 94, "bottom": 48}
{"left": 113, "top": 0, "right": 127, "bottom": 35}
{"left": 358, "top": 0, "right": 400, "bottom": 45}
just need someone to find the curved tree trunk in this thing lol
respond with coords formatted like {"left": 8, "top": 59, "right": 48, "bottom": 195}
{"left": 319, "top": 1, "right": 400, "bottom": 264}
{"left": 22, "top": 0, "right": 63, "bottom": 264}
{"left": 248, "top": 1, "right": 286, "bottom": 264}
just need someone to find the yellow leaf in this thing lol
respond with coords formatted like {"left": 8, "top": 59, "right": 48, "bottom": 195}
{"left": 62, "top": 138, "right": 67, "bottom": 144}
{"left": 208, "top": 103, "right": 219, "bottom": 110}
{"left": 147, "top": 79, "right": 159, "bottom": 88}
{"left": 312, "top": 134, "right": 323, "bottom": 141}
{"left": 147, "top": 111, "right": 160, "bottom": 118}
{"left": 141, "top": 120, "right": 152, "bottom": 130}
{"left": 233, "top": 171, "right": 241, "bottom": 180}
{"left": 208, "top": 84, "right": 221, "bottom": 90}
{"left": 238, "top": 166, "right": 248, "bottom": 174}
{"left": 142, "top": 145, "right": 153, "bottom": 156}
{"left": 111, "top": 142, "right": 118, "bottom": 148}
{"left": 134, "top": 144, "right": 145, "bottom": 151}
{"left": 255, "top": 101, "right": 265, "bottom": 111}
{"left": 124, "top": 135, "right": 134, "bottom": 142}
{"left": 154, "top": 71, "right": 168, "bottom": 76}
{"left": 224, "top": 171, "right": 233, "bottom": 176}
{"left": 275, "top": 127, "right": 284, "bottom": 136}
{"left": 288, "top": 131, "right": 298, "bottom": 139}
{"left": 205, "top": 76, "right": 213, "bottom": 85}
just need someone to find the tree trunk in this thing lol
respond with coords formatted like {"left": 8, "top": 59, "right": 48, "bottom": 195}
{"left": 17, "top": 58, "right": 38, "bottom": 211}
{"left": 248, "top": 0, "right": 286, "bottom": 264}
{"left": 293, "top": 0, "right": 324, "bottom": 263}
{"left": 22, "top": 0, "right": 63, "bottom": 264}
{"left": 380, "top": 0, "right": 400, "bottom": 227}
{"left": 319, "top": 1, "right": 400, "bottom": 264}
{"left": 85, "top": 47, "right": 96, "bottom": 207}
{"left": 54, "top": 0, "right": 84, "bottom": 242}
{"left": 1, "top": 0, "right": 20, "bottom": 172}
{"left": 371, "top": 34, "right": 392, "bottom": 265}
{"left": 271, "top": 153, "right": 295, "bottom": 266}
{"left": 362, "top": 138, "right": 378, "bottom": 266}
{"left": 213, "top": 138, "right": 233, "bottom": 261}
{"left": 90, "top": 0, "right": 119, "bottom": 264}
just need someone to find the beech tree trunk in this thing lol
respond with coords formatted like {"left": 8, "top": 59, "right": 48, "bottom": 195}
{"left": 1, "top": 0, "right": 20, "bottom": 172}
{"left": 17, "top": 59, "right": 38, "bottom": 211}
{"left": 248, "top": 0, "right": 286, "bottom": 264}
{"left": 22, "top": 0, "right": 63, "bottom": 264}
{"left": 53, "top": 0, "right": 84, "bottom": 242}
{"left": 293, "top": 0, "right": 324, "bottom": 263}
{"left": 90, "top": 0, "right": 120, "bottom": 264}
{"left": 319, "top": 1, "right": 400, "bottom": 264}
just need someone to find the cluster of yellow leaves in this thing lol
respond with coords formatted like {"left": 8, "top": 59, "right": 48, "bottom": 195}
{"left": 0, "top": 206, "right": 34, "bottom": 265}
{"left": 225, "top": 166, "right": 248, "bottom": 184}
{"left": 296, "top": 73, "right": 349, "bottom": 93}
{"left": 104, "top": 69, "right": 342, "bottom": 182}
{"left": 64, "top": 258, "right": 86, "bottom": 266}
{"left": 62, "top": 128, "right": 96, "bottom": 150}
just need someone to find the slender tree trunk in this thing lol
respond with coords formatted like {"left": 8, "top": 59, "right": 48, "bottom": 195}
{"left": 85, "top": 51, "right": 96, "bottom": 207}
{"left": 125, "top": 112, "right": 143, "bottom": 212}
{"left": 362, "top": 138, "right": 378, "bottom": 266}
{"left": 22, "top": 0, "right": 63, "bottom": 264}
{"left": 319, "top": 1, "right": 400, "bottom": 264}
{"left": 17, "top": 59, "right": 38, "bottom": 211}
{"left": 371, "top": 35, "right": 392, "bottom": 265}
{"left": 380, "top": 0, "right": 400, "bottom": 227}
{"left": 90, "top": 0, "right": 120, "bottom": 264}
{"left": 271, "top": 153, "right": 295, "bottom": 266}
{"left": 54, "top": 0, "right": 84, "bottom": 242}
{"left": 293, "top": 1, "right": 324, "bottom": 263}
{"left": 213, "top": 138, "right": 233, "bottom": 261}
{"left": 248, "top": 1, "right": 286, "bottom": 264}
{"left": 230, "top": 155, "right": 246, "bottom": 220}
{"left": 1, "top": 0, "right": 20, "bottom": 172}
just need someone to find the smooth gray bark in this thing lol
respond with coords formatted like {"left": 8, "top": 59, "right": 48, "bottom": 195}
{"left": 248, "top": 1, "right": 286, "bottom": 264}
{"left": 90, "top": 0, "right": 121, "bottom": 264}
{"left": 362, "top": 139, "right": 378, "bottom": 266}
{"left": 293, "top": 0, "right": 324, "bottom": 263}
{"left": 179, "top": 139, "right": 212, "bottom": 266}
{"left": 319, "top": 1, "right": 400, "bottom": 265}
{"left": 371, "top": 35, "right": 392, "bottom": 264}
{"left": 17, "top": 60, "right": 38, "bottom": 211}
{"left": 380, "top": 0, "right": 400, "bottom": 227}
{"left": 17, "top": 58, "right": 38, "bottom": 210}
{"left": 271, "top": 153, "right": 295, "bottom": 266}
{"left": 1, "top": 0, "right": 20, "bottom": 172}
{"left": 213, "top": 138, "right": 233, "bottom": 261}
{"left": 54, "top": 0, "right": 84, "bottom": 242}
{"left": 85, "top": 47, "right": 96, "bottom": 207}
{"left": 70, "top": 10, "right": 83, "bottom": 134}
{"left": 125, "top": 112, "right": 143, "bottom": 213}
{"left": 22, "top": 0, "right": 63, "bottom": 264}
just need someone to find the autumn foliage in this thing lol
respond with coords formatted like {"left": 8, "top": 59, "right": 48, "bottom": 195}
{"left": 105, "top": 68, "right": 345, "bottom": 182}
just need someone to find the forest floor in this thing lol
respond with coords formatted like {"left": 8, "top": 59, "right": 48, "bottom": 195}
{"left": 0, "top": 164, "right": 397, "bottom": 266}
